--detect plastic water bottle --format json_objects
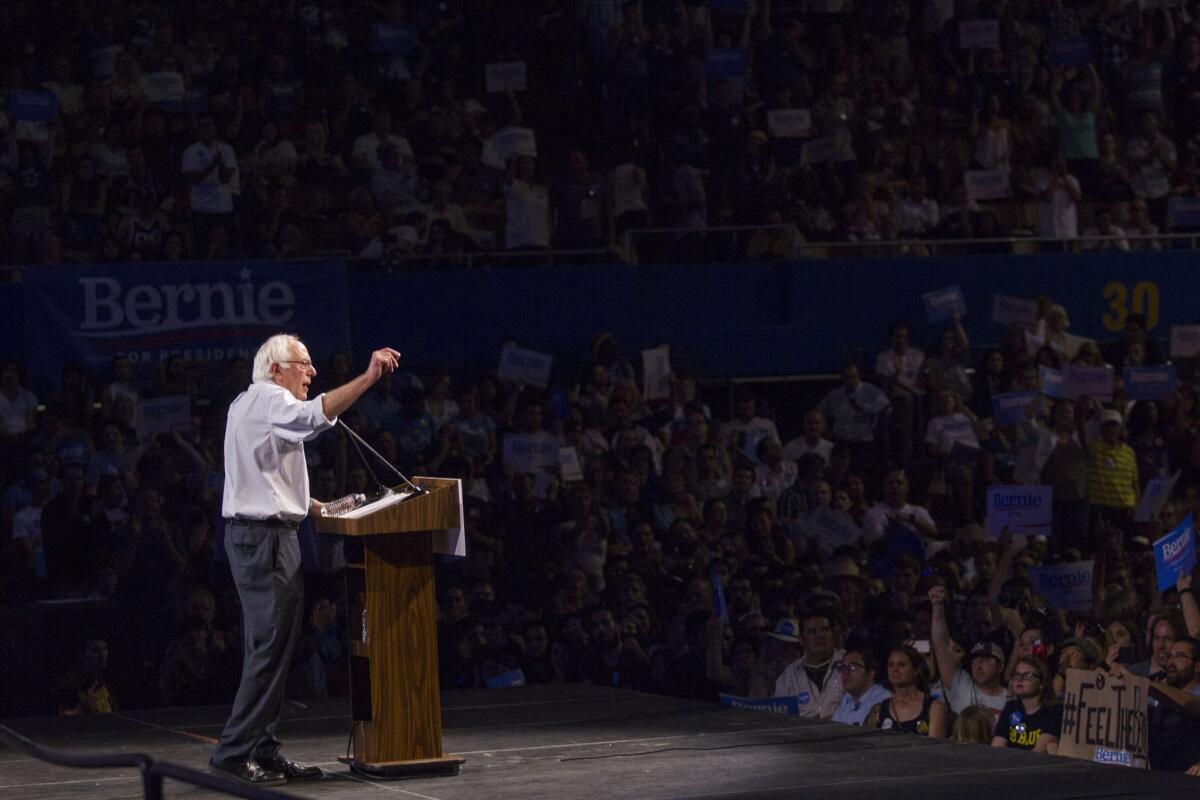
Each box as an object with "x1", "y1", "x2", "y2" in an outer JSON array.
[{"x1": 321, "y1": 493, "x2": 366, "y2": 517}]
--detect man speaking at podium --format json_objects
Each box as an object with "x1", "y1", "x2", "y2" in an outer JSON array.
[{"x1": 211, "y1": 334, "x2": 400, "y2": 785}]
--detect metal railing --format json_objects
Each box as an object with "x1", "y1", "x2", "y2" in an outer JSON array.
[
  {"x1": 0, "y1": 723, "x2": 299, "y2": 800},
  {"x1": 619, "y1": 224, "x2": 1200, "y2": 263}
]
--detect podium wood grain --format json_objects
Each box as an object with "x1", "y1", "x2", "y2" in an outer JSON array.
[{"x1": 314, "y1": 477, "x2": 463, "y2": 773}]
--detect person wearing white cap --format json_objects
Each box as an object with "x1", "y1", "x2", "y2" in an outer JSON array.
[
  {"x1": 1087, "y1": 408, "x2": 1138, "y2": 538},
  {"x1": 774, "y1": 611, "x2": 846, "y2": 719}
]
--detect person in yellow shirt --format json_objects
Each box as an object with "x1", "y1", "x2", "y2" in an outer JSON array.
[
  {"x1": 1087, "y1": 409, "x2": 1139, "y2": 541},
  {"x1": 54, "y1": 635, "x2": 117, "y2": 715}
]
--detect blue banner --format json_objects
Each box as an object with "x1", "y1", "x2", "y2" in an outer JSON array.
[
  {"x1": 992, "y1": 390, "x2": 1036, "y2": 425},
  {"x1": 719, "y1": 694, "x2": 800, "y2": 715},
  {"x1": 1124, "y1": 365, "x2": 1177, "y2": 401},
  {"x1": 343, "y1": 250, "x2": 1200, "y2": 380},
  {"x1": 8, "y1": 90, "x2": 57, "y2": 122},
  {"x1": 1154, "y1": 512, "x2": 1197, "y2": 592},
  {"x1": 22, "y1": 261, "x2": 351, "y2": 393}
]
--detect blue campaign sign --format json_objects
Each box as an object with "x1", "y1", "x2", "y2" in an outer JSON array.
[
  {"x1": 371, "y1": 23, "x2": 415, "y2": 55},
  {"x1": 1169, "y1": 197, "x2": 1200, "y2": 230},
  {"x1": 1062, "y1": 364, "x2": 1114, "y2": 401},
  {"x1": 1123, "y1": 365, "x2": 1177, "y2": 401},
  {"x1": 719, "y1": 694, "x2": 800, "y2": 715},
  {"x1": 992, "y1": 390, "x2": 1036, "y2": 425},
  {"x1": 21, "y1": 260, "x2": 351, "y2": 394},
  {"x1": 1154, "y1": 513, "x2": 1197, "y2": 592},
  {"x1": 923, "y1": 285, "x2": 967, "y2": 323},
  {"x1": 711, "y1": 563, "x2": 729, "y2": 624},
  {"x1": 986, "y1": 485, "x2": 1053, "y2": 537},
  {"x1": 8, "y1": 90, "x2": 58, "y2": 122},
  {"x1": 485, "y1": 668, "x2": 527, "y2": 689},
  {"x1": 1039, "y1": 366, "x2": 1063, "y2": 399},
  {"x1": 706, "y1": 48, "x2": 748, "y2": 79},
  {"x1": 1028, "y1": 560, "x2": 1094, "y2": 612}
]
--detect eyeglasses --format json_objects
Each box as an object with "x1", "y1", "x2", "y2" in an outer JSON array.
[
  {"x1": 280, "y1": 359, "x2": 313, "y2": 369},
  {"x1": 1011, "y1": 671, "x2": 1038, "y2": 681},
  {"x1": 836, "y1": 662, "x2": 866, "y2": 673}
]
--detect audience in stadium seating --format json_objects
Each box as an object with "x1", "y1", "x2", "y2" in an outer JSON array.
[
  {"x1": 0, "y1": 291, "x2": 1197, "y2": 774},
  {"x1": 3, "y1": 0, "x2": 1200, "y2": 777},
  {"x1": 6, "y1": 0, "x2": 1200, "y2": 264}
]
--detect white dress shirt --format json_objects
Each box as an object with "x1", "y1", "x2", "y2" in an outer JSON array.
[{"x1": 222, "y1": 382, "x2": 335, "y2": 522}]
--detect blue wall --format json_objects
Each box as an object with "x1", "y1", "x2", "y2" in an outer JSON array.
[
  {"x1": 352, "y1": 250, "x2": 1200, "y2": 377},
  {"x1": 8, "y1": 251, "x2": 1199, "y2": 393}
]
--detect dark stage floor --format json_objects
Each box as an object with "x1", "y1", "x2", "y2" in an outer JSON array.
[{"x1": 0, "y1": 685, "x2": 1193, "y2": 799}]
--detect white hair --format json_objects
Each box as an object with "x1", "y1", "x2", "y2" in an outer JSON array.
[{"x1": 252, "y1": 334, "x2": 301, "y2": 384}]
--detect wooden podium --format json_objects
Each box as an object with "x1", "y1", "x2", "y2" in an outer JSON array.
[{"x1": 314, "y1": 477, "x2": 465, "y2": 778}]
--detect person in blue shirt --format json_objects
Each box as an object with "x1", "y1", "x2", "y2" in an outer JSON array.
[{"x1": 832, "y1": 648, "x2": 892, "y2": 725}]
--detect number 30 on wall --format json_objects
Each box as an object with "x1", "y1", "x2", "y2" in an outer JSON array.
[{"x1": 1103, "y1": 281, "x2": 1160, "y2": 332}]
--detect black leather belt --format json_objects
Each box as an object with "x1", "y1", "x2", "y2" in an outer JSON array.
[{"x1": 226, "y1": 516, "x2": 301, "y2": 531}]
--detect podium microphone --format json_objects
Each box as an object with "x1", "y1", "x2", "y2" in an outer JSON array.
[{"x1": 336, "y1": 419, "x2": 428, "y2": 498}]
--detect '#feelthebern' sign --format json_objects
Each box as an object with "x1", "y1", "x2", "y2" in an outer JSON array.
[{"x1": 22, "y1": 261, "x2": 351, "y2": 393}]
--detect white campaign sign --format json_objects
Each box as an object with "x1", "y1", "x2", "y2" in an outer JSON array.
[{"x1": 497, "y1": 344, "x2": 553, "y2": 388}]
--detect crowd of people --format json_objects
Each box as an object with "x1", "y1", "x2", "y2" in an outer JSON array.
[
  {"x1": 9, "y1": 0, "x2": 1200, "y2": 266},
  {"x1": 2, "y1": 291, "x2": 1200, "y2": 772}
]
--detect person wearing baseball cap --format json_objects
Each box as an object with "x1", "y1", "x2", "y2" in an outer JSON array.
[
  {"x1": 746, "y1": 618, "x2": 803, "y2": 697},
  {"x1": 1087, "y1": 408, "x2": 1138, "y2": 542},
  {"x1": 929, "y1": 585, "x2": 1009, "y2": 715}
]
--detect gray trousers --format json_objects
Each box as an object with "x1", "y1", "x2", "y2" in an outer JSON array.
[{"x1": 212, "y1": 521, "x2": 303, "y2": 767}]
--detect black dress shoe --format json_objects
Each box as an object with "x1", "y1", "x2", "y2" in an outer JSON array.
[
  {"x1": 210, "y1": 758, "x2": 287, "y2": 786},
  {"x1": 256, "y1": 753, "x2": 323, "y2": 781}
]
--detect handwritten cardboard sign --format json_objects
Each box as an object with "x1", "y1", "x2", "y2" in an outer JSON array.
[{"x1": 1058, "y1": 668, "x2": 1149, "y2": 768}]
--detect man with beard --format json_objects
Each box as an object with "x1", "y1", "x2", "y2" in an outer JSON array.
[
  {"x1": 929, "y1": 586, "x2": 1008, "y2": 716},
  {"x1": 582, "y1": 607, "x2": 648, "y2": 689},
  {"x1": 1145, "y1": 636, "x2": 1200, "y2": 771}
]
